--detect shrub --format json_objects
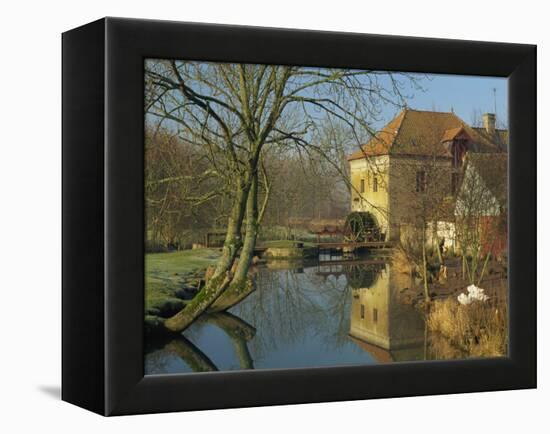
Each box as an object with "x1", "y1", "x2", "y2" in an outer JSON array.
[{"x1": 426, "y1": 295, "x2": 507, "y2": 358}]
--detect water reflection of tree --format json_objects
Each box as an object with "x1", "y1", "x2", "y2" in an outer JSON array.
[
  {"x1": 147, "y1": 261, "x2": 388, "y2": 373},
  {"x1": 165, "y1": 337, "x2": 218, "y2": 372},
  {"x1": 345, "y1": 263, "x2": 385, "y2": 289},
  {"x1": 317, "y1": 263, "x2": 385, "y2": 348},
  {"x1": 230, "y1": 262, "x2": 384, "y2": 357},
  {"x1": 196, "y1": 312, "x2": 256, "y2": 369},
  {"x1": 147, "y1": 312, "x2": 256, "y2": 373},
  {"x1": 230, "y1": 268, "x2": 324, "y2": 358},
  {"x1": 148, "y1": 260, "x2": 478, "y2": 372},
  {"x1": 315, "y1": 274, "x2": 352, "y2": 348},
  {"x1": 145, "y1": 334, "x2": 218, "y2": 374}
]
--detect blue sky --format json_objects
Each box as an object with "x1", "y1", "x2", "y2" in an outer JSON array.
[
  {"x1": 145, "y1": 60, "x2": 508, "y2": 135},
  {"x1": 378, "y1": 73, "x2": 508, "y2": 129}
]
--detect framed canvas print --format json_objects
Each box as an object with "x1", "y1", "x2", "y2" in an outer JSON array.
[{"x1": 62, "y1": 17, "x2": 536, "y2": 416}]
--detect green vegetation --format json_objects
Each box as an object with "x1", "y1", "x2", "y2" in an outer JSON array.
[
  {"x1": 145, "y1": 249, "x2": 221, "y2": 313},
  {"x1": 144, "y1": 242, "x2": 315, "y2": 316}
]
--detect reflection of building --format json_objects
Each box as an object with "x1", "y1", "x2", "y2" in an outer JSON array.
[
  {"x1": 349, "y1": 264, "x2": 426, "y2": 362},
  {"x1": 347, "y1": 109, "x2": 507, "y2": 242}
]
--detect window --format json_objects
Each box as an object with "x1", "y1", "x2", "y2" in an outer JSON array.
[
  {"x1": 360, "y1": 304, "x2": 365, "y2": 319},
  {"x1": 416, "y1": 170, "x2": 426, "y2": 192},
  {"x1": 360, "y1": 178, "x2": 365, "y2": 193},
  {"x1": 373, "y1": 308, "x2": 378, "y2": 323},
  {"x1": 451, "y1": 172, "x2": 459, "y2": 194},
  {"x1": 373, "y1": 176, "x2": 378, "y2": 192}
]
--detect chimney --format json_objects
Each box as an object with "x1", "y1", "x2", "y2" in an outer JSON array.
[{"x1": 482, "y1": 113, "x2": 496, "y2": 135}]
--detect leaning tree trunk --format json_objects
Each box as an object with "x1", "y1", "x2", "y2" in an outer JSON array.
[
  {"x1": 211, "y1": 164, "x2": 271, "y2": 312},
  {"x1": 164, "y1": 175, "x2": 252, "y2": 332},
  {"x1": 208, "y1": 174, "x2": 259, "y2": 312},
  {"x1": 228, "y1": 172, "x2": 259, "y2": 289},
  {"x1": 209, "y1": 276, "x2": 256, "y2": 312},
  {"x1": 213, "y1": 177, "x2": 252, "y2": 277}
]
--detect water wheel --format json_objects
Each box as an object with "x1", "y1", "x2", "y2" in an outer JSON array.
[
  {"x1": 344, "y1": 212, "x2": 380, "y2": 242},
  {"x1": 345, "y1": 263, "x2": 385, "y2": 289}
]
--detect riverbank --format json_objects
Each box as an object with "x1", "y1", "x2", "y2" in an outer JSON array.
[
  {"x1": 145, "y1": 241, "x2": 313, "y2": 319},
  {"x1": 261, "y1": 239, "x2": 318, "y2": 259},
  {"x1": 394, "y1": 255, "x2": 507, "y2": 304},
  {"x1": 426, "y1": 295, "x2": 508, "y2": 358},
  {"x1": 393, "y1": 255, "x2": 508, "y2": 358},
  {"x1": 145, "y1": 249, "x2": 221, "y2": 319}
]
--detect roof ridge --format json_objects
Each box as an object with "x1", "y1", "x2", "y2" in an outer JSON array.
[
  {"x1": 406, "y1": 108, "x2": 453, "y2": 114},
  {"x1": 472, "y1": 126, "x2": 509, "y2": 132},
  {"x1": 452, "y1": 112, "x2": 479, "y2": 136}
]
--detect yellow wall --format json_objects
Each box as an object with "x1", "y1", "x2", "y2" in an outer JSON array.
[
  {"x1": 349, "y1": 155, "x2": 453, "y2": 241},
  {"x1": 349, "y1": 156, "x2": 390, "y2": 239},
  {"x1": 349, "y1": 264, "x2": 426, "y2": 358}
]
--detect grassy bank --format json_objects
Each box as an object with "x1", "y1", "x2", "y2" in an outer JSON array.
[
  {"x1": 145, "y1": 248, "x2": 221, "y2": 314},
  {"x1": 145, "y1": 241, "x2": 313, "y2": 313}
]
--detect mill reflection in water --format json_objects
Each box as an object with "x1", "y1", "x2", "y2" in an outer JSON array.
[
  {"x1": 145, "y1": 259, "x2": 431, "y2": 375},
  {"x1": 349, "y1": 264, "x2": 427, "y2": 363}
]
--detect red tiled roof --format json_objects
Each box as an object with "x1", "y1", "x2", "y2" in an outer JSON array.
[
  {"x1": 347, "y1": 111, "x2": 405, "y2": 160},
  {"x1": 472, "y1": 127, "x2": 509, "y2": 149},
  {"x1": 441, "y1": 126, "x2": 469, "y2": 143},
  {"x1": 348, "y1": 109, "x2": 505, "y2": 161}
]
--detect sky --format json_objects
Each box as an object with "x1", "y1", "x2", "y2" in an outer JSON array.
[
  {"x1": 377, "y1": 73, "x2": 508, "y2": 130},
  {"x1": 145, "y1": 60, "x2": 509, "y2": 135}
]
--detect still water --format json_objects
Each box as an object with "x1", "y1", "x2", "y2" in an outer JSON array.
[{"x1": 145, "y1": 259, "x2": 429, "y2": 375}]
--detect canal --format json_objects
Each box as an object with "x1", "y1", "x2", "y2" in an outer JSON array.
[{"x1": 145, "y1": 257, "x2": 439, "y2": 374}]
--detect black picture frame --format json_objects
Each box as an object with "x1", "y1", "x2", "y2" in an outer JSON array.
[{"x1": 62, "y1": 17, "x2": 536, "y2": 416}]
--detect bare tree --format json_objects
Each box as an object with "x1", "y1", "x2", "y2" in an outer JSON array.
[
  {"x1": 395, "y1": 152, "x2": 453, "y2": 301},
  {"x1": 145, "y1": 60, "x2": 419, "y2": 332},
  {"x1": 455, "y1": 154, "x2": 507, "y2": 285},
  {"x1": 145, "y1": 128, "x2": 225, "y2": 250}
]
